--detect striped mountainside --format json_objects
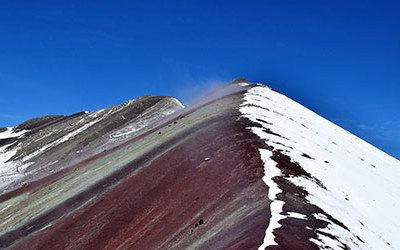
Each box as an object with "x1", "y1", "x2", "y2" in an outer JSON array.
[{"x1": 0, "y1": 80, "x2": 399, "y2": 249}]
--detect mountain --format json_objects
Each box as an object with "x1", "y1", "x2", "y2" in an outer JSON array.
[{"x1": 0, "y1": 81, "x2": 399, "y2": 249}]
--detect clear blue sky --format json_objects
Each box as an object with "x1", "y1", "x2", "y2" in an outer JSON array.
[{"x1": 0, "y1": 1, "x2": 399, "y2": 159}]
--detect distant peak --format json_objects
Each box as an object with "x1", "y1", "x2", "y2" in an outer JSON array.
[{"x1": 231, "y1": 77, "x2": 249, "y2": 84}]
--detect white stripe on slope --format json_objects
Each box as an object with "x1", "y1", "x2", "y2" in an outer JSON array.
[
  {"x1": 240, "y1": 92, "x2": 288, "y2": 249},
  {"x1": 258, "y1": 148, "x2": 286, "y2": 249}
]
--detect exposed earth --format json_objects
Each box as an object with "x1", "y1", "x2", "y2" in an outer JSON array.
[{"x1": 0, "y1": 80, "x2": 399, "y2": 249}]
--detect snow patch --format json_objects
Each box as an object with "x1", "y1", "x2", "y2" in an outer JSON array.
[
  {"x1": 22, "y1": 116, "x2": 103, "y2": 163},
  {"x1": 287, "y1": 212, "x2": 307, "y2": 220},
  {"x1": 0, "y1": 128, "x2": 29, "y2": 191},
  {"x1": 0, "y1": 113, "x2": 106, "y2": 191},
  {"x1": 0, "y1": 128, "x2": 27, "y2": 139},
  {"x1": 171, "y1": 98, "x2": 185, "y2": 108},
  {"x1": 258, "y1": 149, "x2": 286, "y2": 248},
  {"x1": 111, "y1": 100, "x2": 181, "y2": 139}
]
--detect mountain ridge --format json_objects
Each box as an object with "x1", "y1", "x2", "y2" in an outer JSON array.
[{"x1": 0, "y1": 82, "x2": 399, "y2": 249}]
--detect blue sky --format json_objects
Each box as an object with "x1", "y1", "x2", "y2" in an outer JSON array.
[{"x1": 0, "y1": 1, "x2": 399, "y2": 159}]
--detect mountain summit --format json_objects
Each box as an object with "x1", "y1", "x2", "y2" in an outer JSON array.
[
  {"x1": 0, "y1": 81, "x2": 399, "y2": 249},
  {"x1": 231, "y1": 77, "x2": 249, "y2": 84}
]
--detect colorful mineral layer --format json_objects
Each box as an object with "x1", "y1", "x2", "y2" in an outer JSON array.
[{"x1": 1, "y1": 81, "x2": 399, "y2": 249}]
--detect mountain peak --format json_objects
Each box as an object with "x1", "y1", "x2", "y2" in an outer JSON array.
[{"x1": 231, "y1": 77, "x2": 249, "y2": 84}]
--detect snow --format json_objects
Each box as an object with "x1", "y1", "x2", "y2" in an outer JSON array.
[
  {"x1": 0, "y1": 97, "x2": 184, "y2": 193},
  {"x1": 258, "y1": 149, "x2": 287, "y2": 249},
  {"x1": 0, "y1": 144, "x2": 19, "y2": 174},
  {"x1": 240, "y1": 85, "x2": 400, "y2": 249},
  {"x1": 22, "y1": 112, "x2": 105, "y2": 162},
  {"x1": 0, "y1": 128, "x2": 27, "y2": 139},
  {"x1": 0, "y1": 204, "x2": 11, "y2": 213},
  {"x1": 171, "y1": 98, "x2": 185, "y2": 108},
  {"x1": 0, "y1": 111, "x2": 106, "y2": 191},
  {"x1": 0, "y1": 128, "x2": 28, "y2": 167},
  {"x1": 0, "y1": 128, "x2": 13, "y2": 139},
  {"x1": 0, "y1": 128, "x2": 28, "y2": 190},
  {"x1": 122, "y1": 99, "x2": 136, "y2": 107},
  {"x1": 111, "y1": 100, "x2": 181, "y2": 139},
  {"x1": 287, "y1": 212, "x2": 307, "y2": 220},
  {"x1": 111, "y1": 123, "x2": 149, "y2": 138}
]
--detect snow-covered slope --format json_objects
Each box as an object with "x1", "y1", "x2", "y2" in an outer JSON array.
[{"x1": 240, "y1": 85, "x2": 400, "y2": 249}]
